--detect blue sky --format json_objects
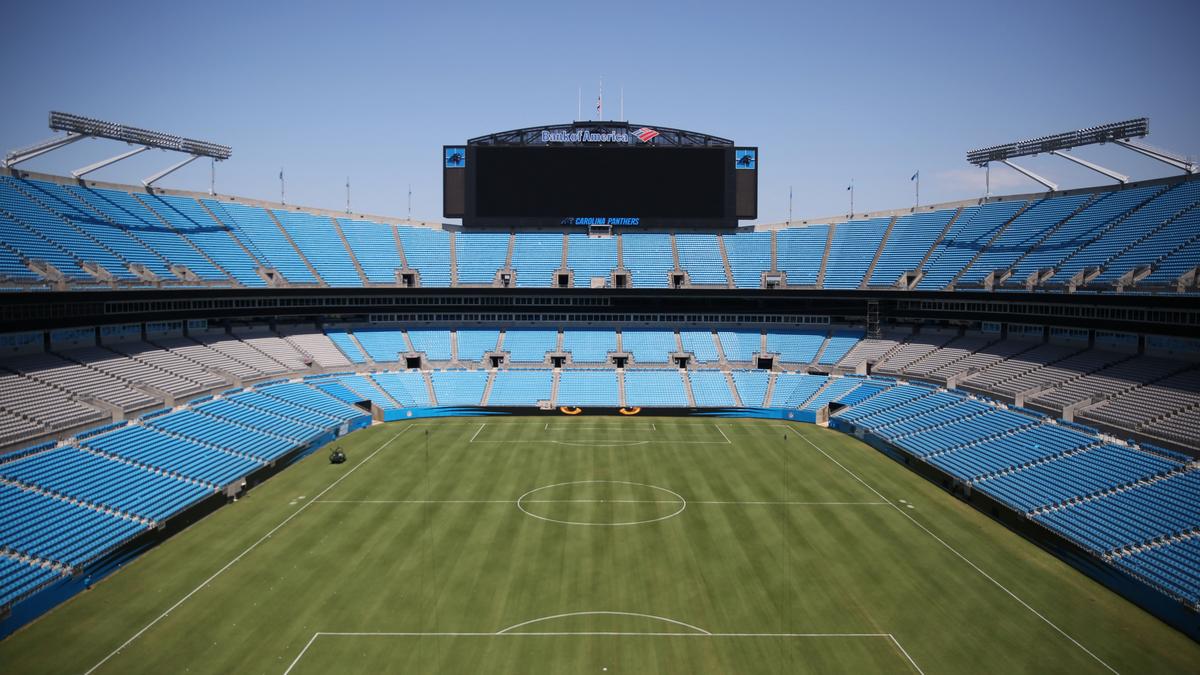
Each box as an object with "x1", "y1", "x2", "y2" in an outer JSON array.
[{"x1": 2, "y1": 0, "x2": 1196, "y2": 224}]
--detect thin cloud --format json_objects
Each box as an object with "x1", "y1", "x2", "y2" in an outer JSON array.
[{"x1": 936, "y1": 166, "x2": 1031, "y2": 195}]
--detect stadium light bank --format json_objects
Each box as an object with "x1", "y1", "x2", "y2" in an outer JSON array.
[
  {"x1": 2, "y1": 111, "x2": 232, "y2": 190},
  {"x1": 966, "y1": 117, "x2": 1196, "y2": 194}
]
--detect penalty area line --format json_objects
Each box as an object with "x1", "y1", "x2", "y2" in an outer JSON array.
[
  {"x1": 84, "y1": 425, "x2": 414, "y2": 675},
  {"x1": 283, "y1": 630, "x2": 922, "y2": 675},
  {"x1": 784, "y1": 425, "x2": 1119, "y2": 675}
]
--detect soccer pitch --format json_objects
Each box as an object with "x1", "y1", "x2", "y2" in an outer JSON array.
[{"x1": 2, "y1": 418, "x2": 1196, "y2": 674}]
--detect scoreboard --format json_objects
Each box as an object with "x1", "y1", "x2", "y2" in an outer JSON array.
[{"x1": 444, "y1": 122, "x2": 756, "y2": 228}]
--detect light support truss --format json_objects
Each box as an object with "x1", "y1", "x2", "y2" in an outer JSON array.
[
  {"x1": 3, "y1": 132, "x2": 86, "y2": 168},
  {"x1": 72, "y1": 145, "x2": 150, "y2": 178},
  {"x1": 1114, "y1": 138, "x2": 1198, "y2": 175},
  {"x1": 1050, "y1": 150, "x2": 1128, "y2": 184},
  {"x1": 3, "y1": 111, "x2": 231, "y2": 187},
  {"x1": 1000, "y1": 159, "x2": 1058, "y2": 191}
]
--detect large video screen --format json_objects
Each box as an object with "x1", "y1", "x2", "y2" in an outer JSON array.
[{"x1": 471, "y1": 146, "x2": 729, "y2": 221}]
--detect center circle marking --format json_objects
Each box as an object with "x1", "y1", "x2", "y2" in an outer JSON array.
[{"x1": 516, "y1": 480, "x2": 686, "y2": 526}]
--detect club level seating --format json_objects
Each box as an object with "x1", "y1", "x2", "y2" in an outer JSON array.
[
  {"x1": 623, "y1": 370, "x2": 689, "y2": 407},
  {"x1": 776, "y1": 225, "x2": 827, "y2": 286},
  {"x1": 679, "y1": 331, "x2": 720, "y2": 363},
  {"x1": 146, "y1": 410, "x2": 295, "y2": 462},
  {"x1": 975, "y1": 443, "x2": 1180, "y2": 512},
  {"x1": 502, "y1": 329, "x2": 558, "y2": 363},
  {"x1": 835, "y1": 328, "x2": 911, "y2": 369},
  {"x1": 338, "y1": 219, "x2": 402, "y2": 284},
  {"x1": 79, "y1": 424, "x2": 261, "y2": 488},
  {"x1": 867, "y1": 210, "x2": 955, "y2": 287},
  {"x1": 1113, "y1": 536, "x2": 1200, "y2": 606},
  {"x1": 406, "y1": 330, "x2": 453, "y2": 361},
  {"x1": 0, "y1": 446, "x2": 211, "y2": 522},
  {"x1": 687, "y1": 370, "x2": 737, "y2": 407},
  {"x1": 511, "y1": 233, "x2": 561, "y2": 288},
  {"x1": 351, "y1": 329, "x2": 409, "y2": 363},
  {"x1": 557, "y1": 369, "x2": 619, "y2": 406},
  {"x1": 371, "y1": 372, "x2": 431, "y2": 407},
  {"x1": 0, "y1": 482, "x2": 147, "y2": 568},
  {"x1": 802, "y1": 377, "x2": 860, "y2": 410},
  {"x1": 325, "y1": 330, "x2": 367, "y2": 364},
  {"x1": 621, "y1": 233, "x2": 673, "y2": 288},
  {"x1": 430, "y1": 370, "x2": 488, "y2": 406},
  {"x1": 1034, "y1": 470, "x2": 1200, "y2": 554},
  {"x1": 456, "y1": 329, "x2": 500, "y2": 362},
  {"x1": 487, "y1": 369, "x2": 552, "y2": 406},
  {"x1": 823, "y1": 217, "x2": 890, "y2": 289},
  {"x1": 0, "y1": 553, "x2": 65, "y2": 609},
  {"x1": 674, "y1": 234, "x2": 726, "y2": 285},
  {"x1": 724, "y1": 231, "x2": 771, "y2": 288},
  {"x1": 562, "y1": 329, "x2": 616, "y2": 363},
  {"x1": 717, "y1": 330, "x2": 760, "y2": 363},
  {"x1": 567, "y1": 234, "x2": 616, "y2": 287},
  {"x1": 819, "y1": 329, "x2": 865, "y2": 366},
  {"x1": 274, "y1": 211, "x2": 360, "y2": 287},
  {"x1": 454, "y1": 231, "x2": 507, "y2": 284},
  {"x1": 765, "y1": 330, "x2": 826, "y2": 364},
  {"x1": 770, "y1": 373, "x2": 826, "y2": 407},
  {"x1": 234, "y1": 332, "x2": 311, "y2": 371},
  {"x1": 731, "y1": 370, "x2": 770, "y2": 407},
  {"x1": 958, "y1": 193, "x2": 1093, "y2": 285},
  {"x1": 621, "y1": 330, "x2": 677, "y2": 364},
  {"x1": 207, "y1": 201, "x2": 316, "y2": 284},
  {"x1": 396, "y1": 226, "x2": 452, "y2": 287}
]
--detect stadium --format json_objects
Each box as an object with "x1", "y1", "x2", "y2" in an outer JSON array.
[{"x1": 1, "y1": 5, "x2": 1199, "y2": 674}]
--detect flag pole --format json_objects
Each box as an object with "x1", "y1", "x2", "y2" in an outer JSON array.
[
  {"x1": 279, "y1": 167, "x2": 285, "y2": 205},
  {"x1": 346, "y1": 176, "x2": 351, "y2": 214},
  {"x1": 577, "y1": 87, "x2": 581, "y2": 121},
  {"x1": 788, "y1": 185, "x2": 793, "y2": 224}
]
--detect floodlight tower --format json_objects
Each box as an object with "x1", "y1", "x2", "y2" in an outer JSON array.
[
  {"x1": 3, "y1": 112, "x2": 232, "y2": 188},
  {"x1": 966, "y1": 117, "x2": 1196, "y2": 192}
]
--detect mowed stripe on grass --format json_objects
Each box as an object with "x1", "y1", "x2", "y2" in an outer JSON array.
[{"x1": 0, "y1": 418, "x2": 1195, "y2": 674}]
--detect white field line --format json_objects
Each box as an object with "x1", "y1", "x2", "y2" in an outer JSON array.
[
  {"x1": 314, "y1": 499, "x2": 886, "y2": 506},
  {"x1": 469, "y1": 423, "x2": 486, "y2": 442},
  {"x1": 715, "y1": 424, "x2": 732, "y2": 444},
  {"x1": 282, "y1": 630, "x2": 921, "y2": 675},
  {"x1": 495, "y1": 610, "x2": 711, "y2": 635},
  {"x1": 785, "y1": 425, "x2": 1118, "y2": 675},
  {"x1": 889, "y1": 633, "x2": 927, "y2": 675},
  {"x1": 85, "y1": 425, "x2": 414, "y2": 675}
]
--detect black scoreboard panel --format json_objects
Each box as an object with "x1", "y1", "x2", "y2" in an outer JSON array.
[
  {"x1": 445, "y1": 125, "x2": 757, "y2": 227},
  {"x1": 473, "y1": 146, "x2": 727, "y2": 220}
]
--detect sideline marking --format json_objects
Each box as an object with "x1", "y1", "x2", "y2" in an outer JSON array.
[
  {"x1": 84, "y1": 426, "x2": 414, "y2": 675},
  {"x1": 785, "y1": 425, "x2": 1118, "y2": 675}
]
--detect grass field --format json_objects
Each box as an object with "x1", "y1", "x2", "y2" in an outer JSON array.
[{"x1": 1, "y1": 418, "x2": 1197, "y2": 674}]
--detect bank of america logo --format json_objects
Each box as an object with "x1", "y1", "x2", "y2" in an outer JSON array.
[{"x1": 634, "y1": 127, "x2": 659, "y2": 143}]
